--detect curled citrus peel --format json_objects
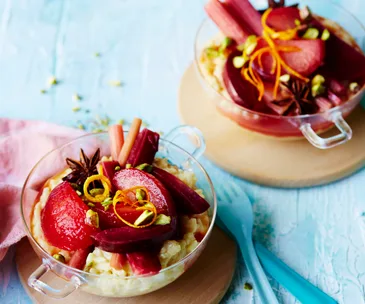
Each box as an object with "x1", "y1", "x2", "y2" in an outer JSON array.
[
  {"x1": 238, "y1": 9, "x2": 309, "y2": 100},
  {"x1": 112, "y1": 187, "x2": 158, "y2": 229},
  {"x1": 261, "y1": 8, "x2": 302, "y2": 41},
  {"x1": 83, "y1": 174, "x2": 111, "y2": 203}
]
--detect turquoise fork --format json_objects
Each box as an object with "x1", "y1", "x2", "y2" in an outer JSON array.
[
  {"x1": 217, "y1": 184, "x2": 278, "y2": 304},
  {"x1": 216, "y1": 183, "x2": 337, "y2": 304}
]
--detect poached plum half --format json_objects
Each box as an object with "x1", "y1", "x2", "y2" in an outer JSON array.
[
  {"x1": 202, "y1": 0, "x2": 365, "y2": 117},
  {"x1": 31, "y1": 119, "x2": 211, "y2": 280}
]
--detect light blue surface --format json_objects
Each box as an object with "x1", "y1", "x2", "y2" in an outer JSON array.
[{"x1": 1, "y1": 0, "x2": 365, "y2": 303}]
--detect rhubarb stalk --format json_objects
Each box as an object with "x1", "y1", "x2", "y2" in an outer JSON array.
[{"x1": 118, "y1": 118, "x2": 142, "y2": 167}]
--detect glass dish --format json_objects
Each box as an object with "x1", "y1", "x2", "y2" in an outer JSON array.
[
  {"x1": 195, "y1": 0, "x2": 365, "y2": 149},
  {"x1": 21, "y1": 125, "x2": 216, "y2": 298}
]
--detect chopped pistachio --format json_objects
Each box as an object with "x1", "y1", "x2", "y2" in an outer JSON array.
[
  {"x1": 311, "y1": 83, "x2": 326, "y2": 97},
  {"x1": 92, "y1": 128, "x2": 104, "y2": 133},
  {"x1": 114, "y1": 165, "x2": 121, "y2": 171},
  {"x1": 237, "y1": 35, "x2": 257, "y2": 54},
  {"x1": 72, "y1": 93, "x2": 82, "y2": 101},
  {"x1": 312, "y1": 74, "x2": 325, "y2": 86},
  {"x1": 244, "y1": 35, "x2": 258, "y2": 55},
  {"x1": 321, "y1": 29, "x2": 330, "y2": 41},
  {"x1": 279, "y1": 74, "x2": 290, "y2": 82},
  {"x1": 118, "y1": 119, "x2": 125, "y2": 125},
  {"x1": 236, "y1": 43, "x2": 245, "y2": 52},
  {"x1": 94, "y1": 52, "x2": 101, "y2": 57},
  {"x1": 204, "y1": 47, "x2": 220, "y2": 58},
  {"x1": 135, "y1": 163, "x2": 153, "y2": 172},
  {"x1": 90, "y1": 188, "x2": 104, "y2": 196},
  {"x1": 101, "y1": 197, "x2": 113, "y2": 211},
  {"x1": 155, "y1": 214, "x2": 171, "y2": 225},
  {"x1": 350, "y1": 82, "x2": 360, "y2": 92},
  {"x1": 126, "y1": 163, "x2": 132, "y2": 169},
  {"x1": 48, "y1": 76, "x2": 58, "y2": 86},
  {"x1": 136, "y1": 189, "x2": 146, "y2": 201},
  {"x1": 303, "y1": 28, "x2": 319, "y2": 39},
  {"x1": 108, "y1": 80, "x2": 122, "y2": 87},
  {"x1": 78, "y1": 123, "x2": 85, "y2": 130},
  {"x1": 88, "y1": 202, "x2": 95, "y2": 208},
  {"x1": 134, "y1": 210, "x2": 154, "y2": 226},
  {"x1": 219, "y1": 37, "x2": 233, "y2": 52},
  {"x1": 233, "y1": 56, "x2": 246, "y2": 69},
  {"x1": 72, "y1": 106, "x2": 81, "y2": 112},
  {"x1": 85, "y1": 209, "x2": 99, "y2": 228},
  {"x1": 294, "y1": 19, "x2": 301, "y2": 26},
  {"x1": 76, "y1": 190, "x2": 82, "y2": 196},
  {"x1": 244, "y1": 282, "x2": 253, "y2": 291},
  {"x1": 53, "y1": 254, "x2": 66, "y2": 263},
  {"x1": 40, "y1": 89, "x2": 47, "y2": 94}
]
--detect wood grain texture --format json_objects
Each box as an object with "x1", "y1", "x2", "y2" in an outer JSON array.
[{"x1": 16, "y1": 227, "x2": 236, "y2": 304}]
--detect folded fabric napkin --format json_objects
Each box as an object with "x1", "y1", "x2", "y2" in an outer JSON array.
[{"x1": 0, "y1": 118, "x2": 85, "y2": 290}]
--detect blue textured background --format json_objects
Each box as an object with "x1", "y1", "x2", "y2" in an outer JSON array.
[{"x1": 1, "y1": 0, "x2": 365, "y2": 303}]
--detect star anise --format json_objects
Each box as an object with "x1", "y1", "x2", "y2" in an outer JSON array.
[
  {"x1": 268, "y1": 0, "x2": 285, "y2": 8},
  {"x1": 62, "y1": 148, "x2": 101, "y2": 188},
  {"x1": 271, "y1": 78, "x2": 316, "y2": 116}
]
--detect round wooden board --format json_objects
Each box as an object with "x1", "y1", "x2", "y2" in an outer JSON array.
[
  {"x1": 16, "y1": 227, "x2": 236, "y2": 304},
  {"x1": 178, "y1": 64, "x2": 365, "y2": 188}
]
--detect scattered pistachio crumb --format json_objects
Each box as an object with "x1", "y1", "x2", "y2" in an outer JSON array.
[
  {"x1": 108, "y1": 80, "x2": 122, "y2": 87},
  {"x1": 76, "y1": 190, "x2": 82, "y2": 196},
  {"x1": 303, "y1": 28, "x2": 319, "y2": 39},
  {"x1": 118, "y1": 119, "x2": 125, "y2": 125},
  {"x1": 155, "y1": 214, "x2": 171, "y2": 225},
  {"x1": 88, "y1": 203, "x2": 95, "y2": 208},
  {"x1": 126, "y1": 164, "x2": 132, "y2": 169},
  {"x1": 294, "y1": 19, "x2": 301, "y2": 26},
  {"x1": 72, "y1": 93, "x2": 82, "y2": 101},
  {"x1": 92, "y1": 128, "x2": 104, "y2": 133},
  {"x1": 40, "y1": 89, "x2": 47, "y2": 94},
  {"x1": 78, "y1": 124, "x2": 85, "y2": 130},
  {"x1": 86, "y1": 209, "x2": 99, "y2": 228},
  {"x1": 321, "y1": 29, "x2": 330, "y2": 41},
  {"x1": 48, "y1": 76, "x2": 58, "y2": 86},
  {"x1": 244, "y1": 283, "x2": 253, "y2": 291},
  {"x1": 350, "y1": 82, "x2": 360, "y2": 92},
  {"x1": 311, "y1": 83, "x2": 325, "y2": 97},
  {"x1": 279, "y1": 74, "x2": 290, "y2": 83},
  {"x1": 94, "y1": 52, "x2": 101, "y2": 57},
  {"x1": 114, "y1": 165, "x2": 121, "y2": 171},
  {"x1": 233, "y1": 56, "x2": 246, "y2": 69},
  {"x1": 72, "y1": 106, "x2": 81, "y2": 112}
]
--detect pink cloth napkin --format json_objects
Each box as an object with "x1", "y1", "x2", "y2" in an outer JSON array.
[{"x1": 0, "y1": 118, "x2": 85, "y2": 291}]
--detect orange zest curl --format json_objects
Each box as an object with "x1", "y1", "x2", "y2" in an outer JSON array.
[
  {"x1": 237, "y1": 9, "x2": 310, "y2": 100},
  {"x1": 112, "y1": 187, "x2": 158, "y2": 229},
  {"x1": 83, "y1": 174, "x2": 111, "y2": 203}
]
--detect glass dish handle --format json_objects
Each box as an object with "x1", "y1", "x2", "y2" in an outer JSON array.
[
  {"x1": 28, "y1": 263, "x2": 81, "y2": 298},
  {"x1": 164, "y1": 125, "x2": 206, "y2": 159},
  {"x1": 300, "y1": 112, "x2": 352, "y2": 149}
]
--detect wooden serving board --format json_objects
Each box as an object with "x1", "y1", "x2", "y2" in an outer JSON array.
[
  {"x1": 16, "y1": 227, "x2": 236, "y2": 304},
  {"x1": 178, "y1": 64, "x2": 365, "y2": 188}
]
